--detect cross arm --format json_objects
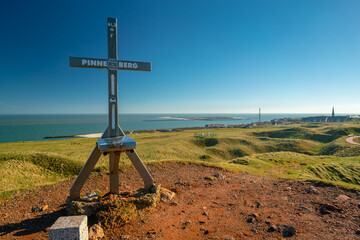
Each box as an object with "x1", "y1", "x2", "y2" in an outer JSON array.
[{"x1": 69, "y1": 56, "x2": 151, "y2": 71}]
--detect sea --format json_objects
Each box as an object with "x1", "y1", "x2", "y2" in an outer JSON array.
[{"x1": 0, "y1": 113, "x2": 339, "y2": 143}]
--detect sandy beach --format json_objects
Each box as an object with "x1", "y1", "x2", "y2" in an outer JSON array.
[{"x1": 74, "y1": 133, "x2": 103, "y2": 138}]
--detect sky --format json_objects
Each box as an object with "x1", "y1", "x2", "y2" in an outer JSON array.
[{"x1": 0, "y1": 0, "x2": 359, "y2": 114}]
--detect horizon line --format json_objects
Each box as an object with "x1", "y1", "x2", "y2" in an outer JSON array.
[{"x1": 0, "y1": 112, "x2": 359, "y2": 115}]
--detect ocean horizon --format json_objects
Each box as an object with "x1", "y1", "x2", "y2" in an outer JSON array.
[{"x1": 0, "y1": 113, "x2": 358, "y2": 143}]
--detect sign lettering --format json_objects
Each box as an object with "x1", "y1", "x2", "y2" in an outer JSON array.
[{"x1": 70, "y1": 57, "x2": 150, "y2": 71}]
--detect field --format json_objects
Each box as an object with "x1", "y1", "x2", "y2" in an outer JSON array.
[{"x1": 1, "y1": 121, "x2": 360, "y2": 200}]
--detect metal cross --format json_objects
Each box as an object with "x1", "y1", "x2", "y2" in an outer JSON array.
[
  {"x1": 69, "y1": 17, "x2": 151, "y2": 138},
  {"x1": 68, "y1": 17, "x2": 154, "y2": 200}
]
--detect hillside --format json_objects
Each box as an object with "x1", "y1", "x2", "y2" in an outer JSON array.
[{"x1": 0, "y1": 122, "x2": 359, "y2": 239}]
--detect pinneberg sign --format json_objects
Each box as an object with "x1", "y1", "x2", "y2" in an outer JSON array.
[{"x1": 69, "y1": 57, "x2": 150, "y2": 71}]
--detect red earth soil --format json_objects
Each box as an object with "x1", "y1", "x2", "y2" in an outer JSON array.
[{"x1": 0, "y1": 162, "x2": 359, "y2": 239}]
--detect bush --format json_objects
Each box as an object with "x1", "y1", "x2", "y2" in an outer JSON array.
[
  {"x1": 231, "y1": 158, "x2": 249, "y2": 165},
  {"x1": 318, "y1": 144, "x2": 346, "y2": 156},
  {"x1": 0, "y1": 153, "x2": 83, "y2": 176}
]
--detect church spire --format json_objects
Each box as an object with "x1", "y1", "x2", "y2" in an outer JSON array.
[{"x1": 332, "y1": 106, "x2": 335, "y2": 119}]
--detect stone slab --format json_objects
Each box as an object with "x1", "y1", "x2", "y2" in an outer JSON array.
[{"x1": 49, "y1": 215, "x2": 88, "y2": 240}]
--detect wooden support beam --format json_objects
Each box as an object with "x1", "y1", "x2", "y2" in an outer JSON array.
[
  {"x1": 109, "y1": 152, "x2": 120, "y2": 194},
  {"x1": 70, "y1": 145, "x2": 102, "y2": 200},
  {"x1": 125, "y1": 150, "x2": 154, "y2": 189}
]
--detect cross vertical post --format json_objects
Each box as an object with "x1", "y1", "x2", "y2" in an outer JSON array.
[
  {"x1": 104, "y1": 17, "x2": 124, "y2": 138},
  {"x1": 107, "y1": 17, "x2": 121, "y2": 194}
]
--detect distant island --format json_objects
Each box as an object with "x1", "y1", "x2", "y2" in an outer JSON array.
[{"x1": 144, "y1": 116, "x2": 251, "y2": 121}]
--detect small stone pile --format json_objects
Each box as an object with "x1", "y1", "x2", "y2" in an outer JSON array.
[{"x1": 66, "y1": 184, "x2": 175, "y2": 231}]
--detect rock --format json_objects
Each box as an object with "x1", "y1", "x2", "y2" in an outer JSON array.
[
  {"x1": 213, "y1": 173, "x2": 225, "y2": 179},
  {"x1": 246, "y1": 217, "x2": 255, "y2": 223},
  {"x1": 250, "y1": 213, "x2": 260, "y2": 218},
  {"x1": 82, "y1": 192, "x2": 101, "y2": 202},
  {"x1": 225, "y1": 237, "x2": 235, "y2": 240},
  {"x1": 267, "y1": 224, "x2": 277, "y2": 232},
  {"x1": 66, "y1": 197, "x2": 101, "y2": 216},
  {"x1": 49, "y1": 215, "x2": 88, "y2": 240},
  {"x1": 355, "y1": 230, "x2": 360, "y2": 235},
  {"x1": 183, "y1": 220, "x2": 192, "y2": 229},
  {"x1": 299, "y1": 206, "x2": 311, "y2": 212},
  {"x1": 281, "y1": 196, "x2": 288, "y2": 201},
  {"x1": 282, "y1": 225, "x2": 296, "y2": 238},
  {"x1": 147, "y1": 229, "x2": 157, "y2": 235},
  {"x1": 133, "y1": 184, "x2": 161, "y2": 209},
  {"x1": 204, "y1": 176, "x2": 217, "y2": 180},
  {"x1": 160, "y1": 188, "x2": 175, "y2": 202},
  {"x1": 120, "y1": 236, "x2": 130, "y2": 239},
  {"x1": 335, "y1": 195, "x2": 350, "y2": 202},
  {"x1": 285, "y1": 187, "x2": 292, "y2": 191},
  {"x1": 42, "y1": 205, "x2": 48, "y2": 211},
  {"x1": 202, "y1": 212, "x2": 209, "y2": 216},
  {"x1": 31, "y1": 207, "x2": 42, "y2": 213},
  {"x1": 320, "y1": 204, "x2": 342, "y2": 215},
  {"x1": 88, "y1": 224, "x2": 104, "y2": 240},
  {"x1": 43, "y1": 227, "x2": 50, "y2": 233},
  {"x1": 255, "y1": 202, "x2": 263, "y2": 208},
  {"x1": 308, "y1": 186, "x2": 320, "y2": 194},
  {"x1": 205, "y1": 173, "x2": 225, "y2": 180},
  {"x1": 170, "y1": 202, "x2": 179, "y2": 206},
  {"x1": 251, "y1": 229, "x2": 257, "y2": 234},
  {"x1": 146, "y1": 229, "x2": 157, "y2": 238}
]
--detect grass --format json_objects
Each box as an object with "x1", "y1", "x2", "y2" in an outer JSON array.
[
  {"x1": 230, "y1": 152, "x2": 360, "y2": 189},
  {"x1": 0, "y1": 122, "x2": 359, "y2": 199},
  {"x1": 354, "y1": 137, "x2": 360, "y2": 144},
  {"x1": 97, "y1": 198, "x2": 138, "y2": 227},
  {"x1": 306, "y1": 161, "x2": 360, "y2": 186}
]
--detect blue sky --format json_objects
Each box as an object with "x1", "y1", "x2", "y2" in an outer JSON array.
[{"x1": 0, "y1": 0, "x2": 359, "y2": 114}]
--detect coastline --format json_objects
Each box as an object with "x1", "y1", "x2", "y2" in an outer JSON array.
[
  {"x1": 4, "y1": 113, "x2": 358, "y2": 143},
  {"x1": 43, "y1": 126, "x2": 208, "y2": 139}
]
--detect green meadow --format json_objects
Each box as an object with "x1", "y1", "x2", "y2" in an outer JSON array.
[{"x1": 1, "y1": 122, "x2": 360, "y2": 199}]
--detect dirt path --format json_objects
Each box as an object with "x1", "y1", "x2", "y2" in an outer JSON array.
[
  {"x1": 0, "y1": 162, "x2": 359, "y2": 239},
  {"x1": 346, "y1": 136, "x2": 360, "y2": 145}
]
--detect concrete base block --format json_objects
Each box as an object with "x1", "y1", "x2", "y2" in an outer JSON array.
[{"x1": 49, "y1": 215, "x2": 88, "y2": 240}]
